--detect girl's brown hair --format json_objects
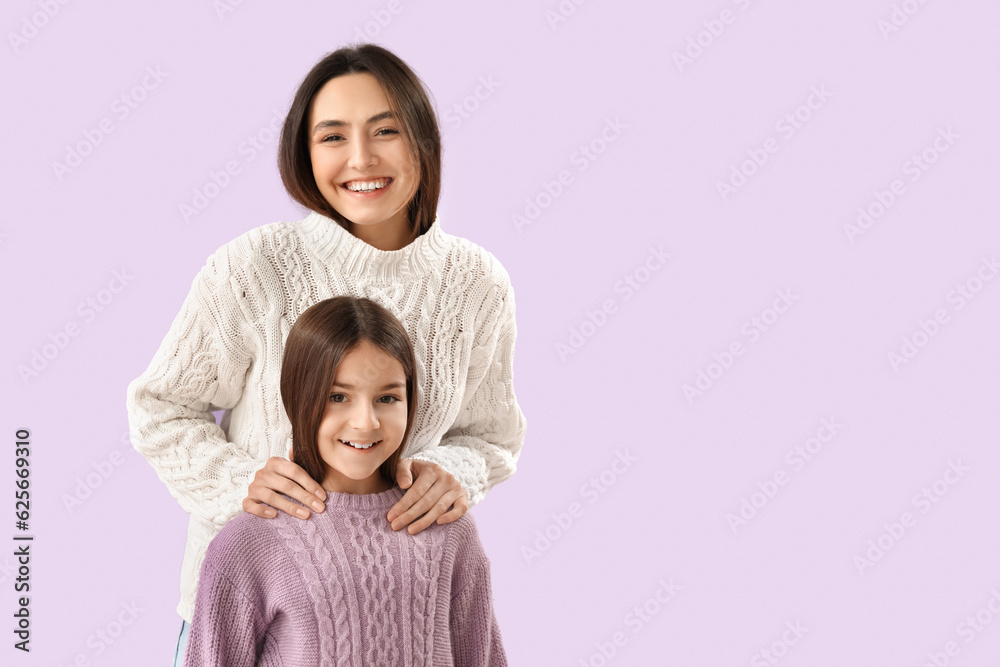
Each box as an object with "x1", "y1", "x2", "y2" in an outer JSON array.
[
  {"x1": 278, "y1": 43, "x2": 441, "y2": 242},
  {"x1": 280, "y1": 297, "x2": 417, "y2": 488}
]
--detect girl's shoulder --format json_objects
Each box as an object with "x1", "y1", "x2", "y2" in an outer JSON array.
[
  {"x1": 205, "y1": 502, "x2": 333, "y2": 576},
  {"x1": 430, "y1": 512, "x2": 489, "y2": 559},
  {"x1": 424, "y1": 513, "x2": 496, "y2": 586},
  {"x1": 206, "y1": 510, "x2": 287, "y2": 559},
  {"x1": 201, "y1": 511, "x2": 292, "y2": 591}
]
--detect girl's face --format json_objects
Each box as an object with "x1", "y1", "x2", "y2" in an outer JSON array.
[
  {"x1": 308, "y1": 72, "x2": 420, "y2": 249},
  {"x1": 317, "y1": 340, "x2": 408, "y2": 494}
]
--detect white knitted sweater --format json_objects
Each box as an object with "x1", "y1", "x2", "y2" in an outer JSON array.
[{"x1": 126, "y1": 211, "x2": 526, "y2": 622}]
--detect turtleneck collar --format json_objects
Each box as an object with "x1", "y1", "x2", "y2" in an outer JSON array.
[{"x1": 296, "y1": 211, "x2": 450, "y2": 283}]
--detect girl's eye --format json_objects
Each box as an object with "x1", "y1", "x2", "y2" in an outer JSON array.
[
  {"x1": 329, "y1": 393, "x2": 346, "y2": 403},
  {"x1": 378, "y1": 395, "x2": 400, "y2": 404}
]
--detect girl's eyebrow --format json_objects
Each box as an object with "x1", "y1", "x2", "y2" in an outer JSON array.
[
  {"x1": 331, "y1": 381, "x2": 405, "y2": 391},
  {"x1": 312, "y1": 111, "x2": 395, "y2": 134}
]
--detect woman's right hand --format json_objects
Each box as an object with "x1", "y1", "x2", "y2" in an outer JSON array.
[{"x1": 242, "y1": 449, "x2": 327, "y2": 519}]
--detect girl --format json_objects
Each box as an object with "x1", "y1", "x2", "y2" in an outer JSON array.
[
  {"x1": 125, "y1": 44, "x2": 525, "y2": 664},
  {"x1": 184, "y1": 296, "x2": 507, "y2": 666}
]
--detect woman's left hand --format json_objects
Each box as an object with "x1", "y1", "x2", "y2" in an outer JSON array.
[{"x1": 388, "y1": 459, "x2": 468, "y2": 534}]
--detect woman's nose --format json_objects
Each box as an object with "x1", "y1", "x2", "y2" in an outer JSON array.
[{"x1": 347, "y1": 137, "x2": 375, "y2": 170}]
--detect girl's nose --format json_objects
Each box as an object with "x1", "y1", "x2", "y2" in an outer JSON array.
[{"x1": 348, "y1": 401, "x2": 380, "y2": 430}]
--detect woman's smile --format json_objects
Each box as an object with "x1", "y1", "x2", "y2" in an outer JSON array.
[
  {"x1": 308, "y1": 73, "x2": 419, "y2": 250},
  {"x1": 340, "y1": 177, "x2": 394, "y2": 197}
]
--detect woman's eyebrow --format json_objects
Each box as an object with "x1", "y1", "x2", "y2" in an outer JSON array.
[
  {"x1": 331, "y1": 381, "x2": 405, "y2": 391},
  {"x1": 312, "y1": 111, "x2": 395, "y2": 134}
]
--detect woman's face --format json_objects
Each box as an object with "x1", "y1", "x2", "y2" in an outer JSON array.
[
  {"x1": 308, "y1": 73, "x2": 419, "y2": 246},
  {"x1": 316, "y1": 340, "x2": 408, "y2": 495}
]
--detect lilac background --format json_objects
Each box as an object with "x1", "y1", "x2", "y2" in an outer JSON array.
[{"x1": 3, "y1": 1, "x2": 999, "y2": 665}]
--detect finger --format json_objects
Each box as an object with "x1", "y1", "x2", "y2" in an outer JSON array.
[
  {"x1": 434, "y1": 493, "x2": 469, "y2": 525},
  {"x1": 387, "y1": 486, "x2": 429, "y2": 528},
  {"x1": 242, "y1": 497, "x2": 277, "y2": 518},
  {"x1": 248, "y1": 480, "x2": 323, "y2": 517},
  {"x1": 266, "y1": 457, "x2": 328, "y2": 503},
  {"x1": 247, "y1": 461, "x2": 326, "y2": 516},
  {"x1": 409, "y1": 489, "x2": 466, "y2": 534},
  {"x1": 254, "y1": 456, "x2": 326, "y2": 511},
  {"x1": 395, "y1": 458, "x2": 414, "y2": 490},
  {"x1": 390, "y1": 479, "x2": 448, "y2": 531},
  {"x1": 245, "y1": 486, "x2": 317, "y2": 519},
  {"x1": 387, "y1": 466, "x2": 437, "y2": 526}
]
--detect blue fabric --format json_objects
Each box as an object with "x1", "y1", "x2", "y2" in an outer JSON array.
[{"x1": 173, "y1": 620, "x2": 191, "y2": 667}]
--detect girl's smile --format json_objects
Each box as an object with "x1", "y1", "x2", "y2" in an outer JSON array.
[
  {"x1": 316, "y1": 340, "x2": 408, "y2": 494},
  {"x1": 339, "y1": 439, "x2": 381, "y2": 450}
]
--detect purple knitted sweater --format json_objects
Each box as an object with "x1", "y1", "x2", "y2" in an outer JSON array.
[{"x1": 184, "y1": 487, "x2": 507, "y2": 666}]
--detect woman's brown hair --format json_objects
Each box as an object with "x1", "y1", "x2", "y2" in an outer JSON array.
[
  {"x1": 280, "y1": 297, "x2": 417, "y2": 489},
  {"x1": 278, "y1": 43, "x2": 441, "y2": 242}
]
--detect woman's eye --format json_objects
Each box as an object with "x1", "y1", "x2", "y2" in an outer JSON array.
[
  {"x1": 321, "y1": 134, "x2": 343, "y2": 143},
  {"x1": 376, "y1": 128, "x2": 399, "y2": 136}
]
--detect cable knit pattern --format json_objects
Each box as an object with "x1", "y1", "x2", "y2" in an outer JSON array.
[
  {"x1": 410, "y1": 509, "x2": 445, "y2": 666},
  {"x1": 184, "y1": 488, "x2": 507, "y2": 667},
  {"x1": 126, "y1": 212, "x2": 526, "y2": 622},
  {"x1": 273, "y1": 516, "x2": 340, "y2": 664}
]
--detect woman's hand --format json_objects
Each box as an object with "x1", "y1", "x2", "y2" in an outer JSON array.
[
  {"x1": 242, "y1": 448, "x2": 327, "y2": 519},
  {"x1": 388, "y1": 459, "x2": 468, "y2": 534}
]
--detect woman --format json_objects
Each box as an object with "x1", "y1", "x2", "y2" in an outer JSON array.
[{"x1": 125, "y1": 43, "x2": 525, "y2": 664}]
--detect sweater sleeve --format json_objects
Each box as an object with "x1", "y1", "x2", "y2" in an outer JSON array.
[
  {"x1": 126, "y1": 244, "x2": 260, "y2": 528},
  {"x1": 449, "y1": 523, "x2": 508, "y2": 666},
  {"x1": 184, "y1": 559, "x2": 265, "y2": 667},
  {"x1": 409, "y1": 269, "x2": 527, "y2": 506}
]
